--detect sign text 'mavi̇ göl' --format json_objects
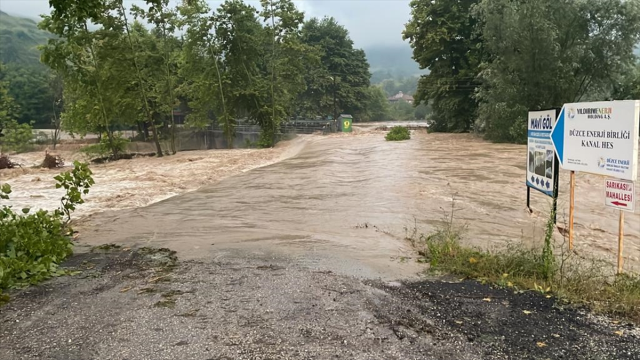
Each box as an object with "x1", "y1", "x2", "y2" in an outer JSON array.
[
  {"x1": 551, "y1": 100, "x2": 639, "y2": 181},
  {"x1": 527, "y1": 110, "x2": 558, "y2": 197}
]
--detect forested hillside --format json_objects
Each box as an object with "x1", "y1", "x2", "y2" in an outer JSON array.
[
  {"x1": 0, "y1": 11, "x2": 51, "y2": 65},
  {"x1": 365, "y1": 43, "x2": 423, "y2": 79},
  {"x1": 0, "y1": 11, "x2": 56, "y2": 129}
]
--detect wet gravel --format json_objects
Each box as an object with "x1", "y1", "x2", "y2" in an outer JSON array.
[{"x1": 1, "y1": 248, "x2": 638, "y2": 360}]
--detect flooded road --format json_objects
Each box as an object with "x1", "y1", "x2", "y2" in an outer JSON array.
[{"x1": 79, "y1": 128, "x2": 640, "y2": 277}]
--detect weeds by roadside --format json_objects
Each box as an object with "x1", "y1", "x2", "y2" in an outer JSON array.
[{"x1": 408, "y1": 196, "x2": 640, "y2": 323}]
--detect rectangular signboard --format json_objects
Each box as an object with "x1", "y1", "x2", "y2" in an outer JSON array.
[
  {"x1": 604, "y1": 179, "x2": 635, "y2": 212},
  {"x1": 554, "y1": 100, "x2": 639, "y2": 181},
  {"x1": 527, "y1": 110, "x2": 558, "y2": 197}
]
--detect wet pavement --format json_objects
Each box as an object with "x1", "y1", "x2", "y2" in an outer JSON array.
[{"x1": 1, "y1": 247, "x2": 637, "y2": 360}]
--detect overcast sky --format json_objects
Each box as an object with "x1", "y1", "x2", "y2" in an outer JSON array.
[{"x1": 0, "y1": 0, "x2": 411, "y2": 48}]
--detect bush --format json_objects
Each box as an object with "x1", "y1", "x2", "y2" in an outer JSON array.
[
  {"x1": 385, "y1": 126, "x2": 411, "y2": 141},
  {"x1": 79, "y1": 133, "x2": 129, "y2": 159},
  {"x1": 0, "y1": 161, "x2": 94, "y2": 300}
]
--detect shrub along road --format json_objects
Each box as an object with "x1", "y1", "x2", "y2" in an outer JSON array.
[{"x1": 0, "y1": 246, "x2": 638, "y2": 360}]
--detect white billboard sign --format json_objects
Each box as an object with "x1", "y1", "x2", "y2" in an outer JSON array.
[
  {"x1": 551, "y1": 100, "x2": 639, "y2": 181},
  {"x1": 604, "y1": 179, "x2": 635, "y2": 212},
  {"x1": 527, "y1": 110, "x2": 558, "y2": 197}
]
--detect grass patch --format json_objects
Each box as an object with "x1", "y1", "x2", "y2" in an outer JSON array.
[
  {"x1": 385, "y1": 126, "x2": 411, "y2": 141},
  {"x1": 410, "y1": 199, "x2": 640, "y2": 323}
]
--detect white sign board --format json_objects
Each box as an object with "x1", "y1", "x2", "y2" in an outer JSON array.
[
  {"x1": 551, "y1": 100, "x2": 639, "y2": 181},
  {"x1": 604, "y1": 179, "x2": 635, "y2": 212},
  {"x1": 527, "y1": 110, "x2": 558, "y2": 197}
]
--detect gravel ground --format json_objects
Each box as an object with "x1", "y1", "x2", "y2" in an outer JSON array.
[{"x1": 1, "y1": 247, "x2": 637, "y2": 360}]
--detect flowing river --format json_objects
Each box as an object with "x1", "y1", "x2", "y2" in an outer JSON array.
[{"x1": 79, "y1": 127, "x2": 640, "y2": 277}]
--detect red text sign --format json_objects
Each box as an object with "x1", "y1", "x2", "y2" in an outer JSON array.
[{"x1": 604, "y1": 179, "x2": 635, "y2": 212}]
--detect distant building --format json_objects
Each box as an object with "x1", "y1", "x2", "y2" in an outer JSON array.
[{"x1": 387, "y1": 91, "x2": 414, "y2": 104}]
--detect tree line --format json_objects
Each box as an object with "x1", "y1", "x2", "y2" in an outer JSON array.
[
  {"x1": 404, "y1": 0, "x2": 640, "y2": 143},
  {"x1": 2, "y1": 0, "x2": 397, "y2": 156}
]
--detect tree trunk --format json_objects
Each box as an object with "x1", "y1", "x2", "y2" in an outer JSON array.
[
  {"x1": 162, "y1": 23, "x2": 177, "y2": 155},
  {"x1": 208, "y1": 44, "x2": 231, "y2": 149},
  {"x1": 83, "y1": 23, "x2": 117, "y2": 158}
]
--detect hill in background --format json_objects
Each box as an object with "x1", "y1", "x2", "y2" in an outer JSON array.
[
  {"x1": 0, "y1": 11, "x2": 51, "y2": 65},
  {"x1": 364, "y1": 42, "x2": 425, "y2": 82}
]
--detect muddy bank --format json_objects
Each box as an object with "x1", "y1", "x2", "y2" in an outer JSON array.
[
  {"x1": 1, "y1": 247, "x2": 637, "y2": 360},
  {"x1": 0, "y1": 136, "x2": 306, "y2": 218}
]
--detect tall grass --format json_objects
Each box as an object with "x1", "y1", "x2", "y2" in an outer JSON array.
[{"x1": 409, "y1": 198, "x2": 640, "y2": 323}]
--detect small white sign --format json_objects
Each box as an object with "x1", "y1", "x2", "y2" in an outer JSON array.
[
  {"x1": 527, "y1": 110, "x2": 557, "y2": 197},
  {"x1": 604, "y1": 179, "x2": 635, "y2": 212},
  {"x1": 552, "y1": 100, "x2": 639, "y2": 181}
]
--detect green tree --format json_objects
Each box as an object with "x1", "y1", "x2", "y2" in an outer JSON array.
[
  {"x1": 380, "y1": 78, "x2": 398, "y2": 98},
  {"x1": 390, "y1": 101, "x2": 415, "y2": 121},
  {"x1": 1, "y1": 65, "x2": 54, "y2": 127},
  {"x1": 0, "y1": 64, "x2": 17, "y2": 133},
  {"x1": 214, "y1": 0, "x2": 268, "y2": 147},
  {"x1": 476, "y1": 0, "x2": 640, "y2": 143},
  {"x1": 414, "y1": 102, "x2": 431, "y2": 120},
  {"x1": 257, "y1": 0, "x2": 310, "y2": 146},
  {"x1": 132, "y1": 0, "x2": 181, "y2": 154},
  {"x1": 40, "y1": 0, "x2": 124, "y2": 156},
  {"x1": 112, "y1": 0, "x2": 164, "y2": 156},
  {"x1": 178, "y1": 0, "x2": 230, "y2": 142},
  {"x1": 0, "y1": 64, "x2": 32, "y2": 153},
  {"x1": 49, "y1": 73, "x2": 64, "y2": 149},
  {"x1": 298, "y1": 17, "x2": 370, "y2": 119},
  {"x1": 403, "y1": 0, "x2": 482, "y2": 132},
  {"x1": 612, "y1": 62, "x2": 640, "y2": 100},
  {"x1": 360, "y1": 86, "x2": 391, "y2": 121}
]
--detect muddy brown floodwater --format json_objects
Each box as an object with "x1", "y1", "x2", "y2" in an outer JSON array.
[
  {"x1": 0, "y1": 138, "x2": 305, "y2": 217},
  {"x1": 77, "y1": 128, "x2": 639, "y2": 277}
]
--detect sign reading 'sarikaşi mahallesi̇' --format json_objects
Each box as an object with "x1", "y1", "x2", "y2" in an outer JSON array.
[{"x1": 551, "y1": 100, "x2": 639, "y2": 181}]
